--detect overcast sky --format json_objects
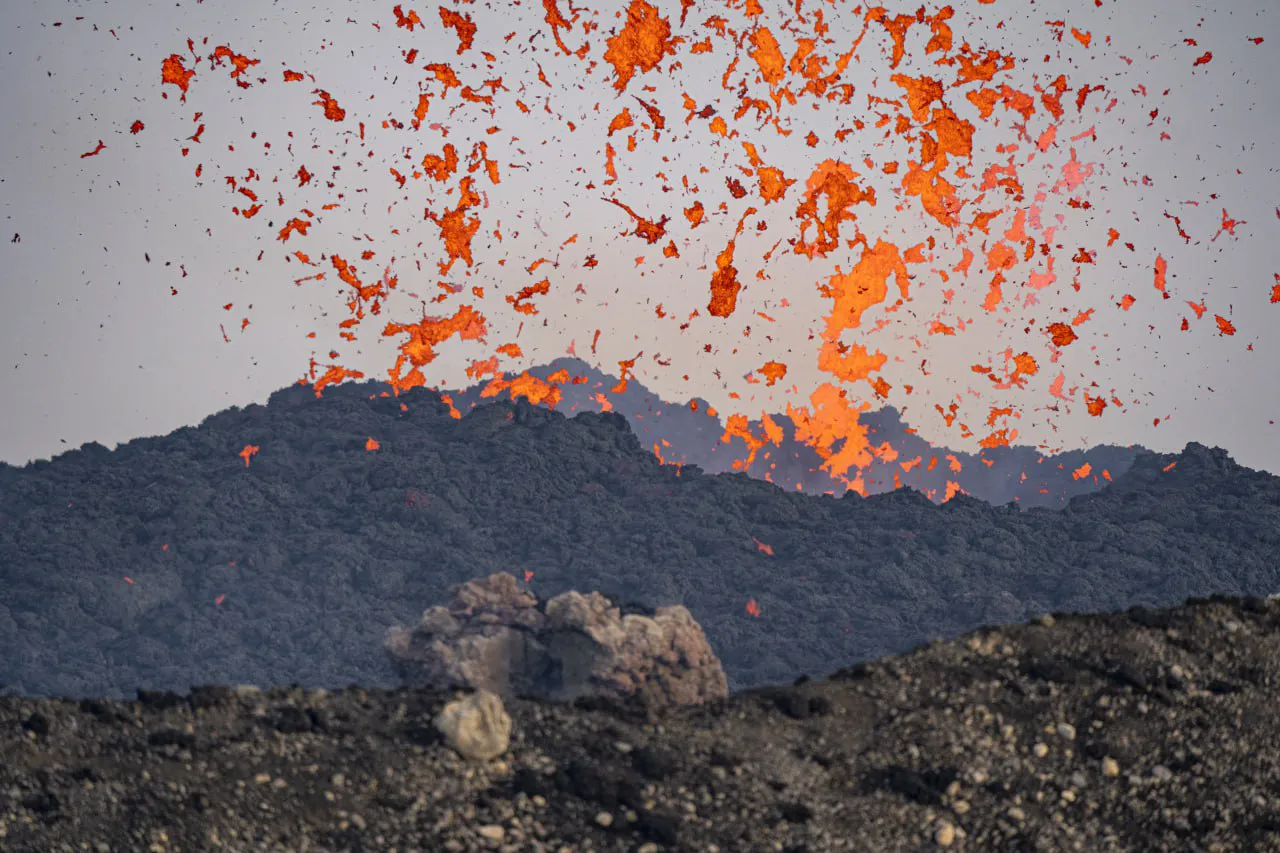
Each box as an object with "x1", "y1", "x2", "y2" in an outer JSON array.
[{"x1": 2, "y1": 0, "x2": 1277, "y2": 475}]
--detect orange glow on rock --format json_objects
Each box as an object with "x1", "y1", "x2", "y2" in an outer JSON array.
[
  {"x1": 759, "y1": 360, "x2": 787, "y2": 386},
  {"x1": 795, "y1": 160, "x2": 876, "y2": 258},
  {"x1": 1046, "y1": 322, "x2": 1078, "y2": 347},
  {"x1": 160, "y1": 55, "x2": 196, "y2": 100},
  {"x1": 748, "y1": 27, "x2": 785, "y2": 85},
  {"x1": 438, "y1": 7, "x2": 477, "y2": 54},
  {"x1": 311, "y1": 89, "x2": 346, "y2": 122},
  {"x1": 603, "y1": 0, "x2": 677, "y2": 93}
]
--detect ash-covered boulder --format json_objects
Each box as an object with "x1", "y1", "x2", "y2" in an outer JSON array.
[{"x1": 384, "y1": 572, "x2": 727, "y2": 707}]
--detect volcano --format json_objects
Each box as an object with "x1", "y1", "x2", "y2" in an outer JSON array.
[
  {"x1": 0, "y1": 368, "x2": 1275, "y2": 701},
  {"x1": 1, "y1": 369, "x2": 1278, "y2": 850}
]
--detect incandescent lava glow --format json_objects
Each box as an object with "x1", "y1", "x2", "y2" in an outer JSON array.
[{"x1": 137, "y1": 1, "x2": 1260, "y2": 495}]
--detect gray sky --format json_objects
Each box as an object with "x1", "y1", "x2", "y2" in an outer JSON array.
[{"x1": 2, "y1": 0, "x2": 1277, "y2": 475}]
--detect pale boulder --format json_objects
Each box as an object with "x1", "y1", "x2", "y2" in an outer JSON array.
[{"x1": 434, "y1": 689, "x2": 512, "y2": 761}]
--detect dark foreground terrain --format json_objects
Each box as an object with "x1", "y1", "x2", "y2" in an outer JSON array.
[{"x1": 4, "y1": 595, "x2": 1279, "y2": 852}]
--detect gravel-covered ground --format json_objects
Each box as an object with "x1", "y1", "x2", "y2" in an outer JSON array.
[{"x1": 5, "y1": 594, "x2": 1279, "y2": 852}]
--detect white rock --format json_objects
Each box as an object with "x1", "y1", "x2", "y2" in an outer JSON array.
[{"x1": 435, "y1": 690, "x2": 512, "y2": 761}]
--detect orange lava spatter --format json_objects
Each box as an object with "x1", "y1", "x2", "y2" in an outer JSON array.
[
  {"x1": 604, "y1": 0, "x2": 678, "y2": 92},
  {"x1": 135, "y1": 0, "x2": 1258, "y2": 500}
]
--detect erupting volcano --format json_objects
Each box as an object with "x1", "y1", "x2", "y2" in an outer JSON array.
[
  {"x1": 3, "y1": 1, "x2": 1277, "y2": 850},
  {"x1": 131, "y1": 0, "x2": 1266, "y2": 490}
]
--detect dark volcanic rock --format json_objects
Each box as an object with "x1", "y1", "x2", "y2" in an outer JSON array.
[
  {"x1": 3, "y1": 596, "x2": 1279, "y2": 851},
  {"x1": 0, "y1": 379, "x2": 1277, "y2": 700},
  {"x1": 384, "y1": 571, "x2": 728, "y2": 707}
]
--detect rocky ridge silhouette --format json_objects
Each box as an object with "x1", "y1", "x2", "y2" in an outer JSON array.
[{"x1": 446, "y1": 357, "x2": 1143, "y2": 509}]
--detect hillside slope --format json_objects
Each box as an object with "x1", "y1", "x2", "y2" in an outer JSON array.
[{"x1": 0, "y1": 380, "x2": 1276, "y2": 700}]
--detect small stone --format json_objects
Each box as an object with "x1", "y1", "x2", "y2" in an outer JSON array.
[
  {"x1": 1151, "y1": 765, "x2": 1173, "y2": 782},
  {"x1": 1035, "y1": 614, "x2": 1056, "y2": 627},
  {"x1": 1033, "y1": 742, "x2": 1049, "y2": 758},
  {"x1": 1008, "y1": 807, "x2": 1026, "y2": 822},
  {"x1": 435, "y1": 690, "x2": 512, "y2": 761},
  {"x1": 477, "y1": 825, "x2": 505, "y2": 841},
  {"x1": 1056, "y1": 723, "x2": 1076, "y2": 741},
  {"x1": 594, "y1": 811, "x2": 614, "y2": 827},
  {"x1": 1102, "y1": 756, "x2": 1120, "y2": 777},
  {"x1": 934, "y1": 819, "x2": 956, "y2": 847}
]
